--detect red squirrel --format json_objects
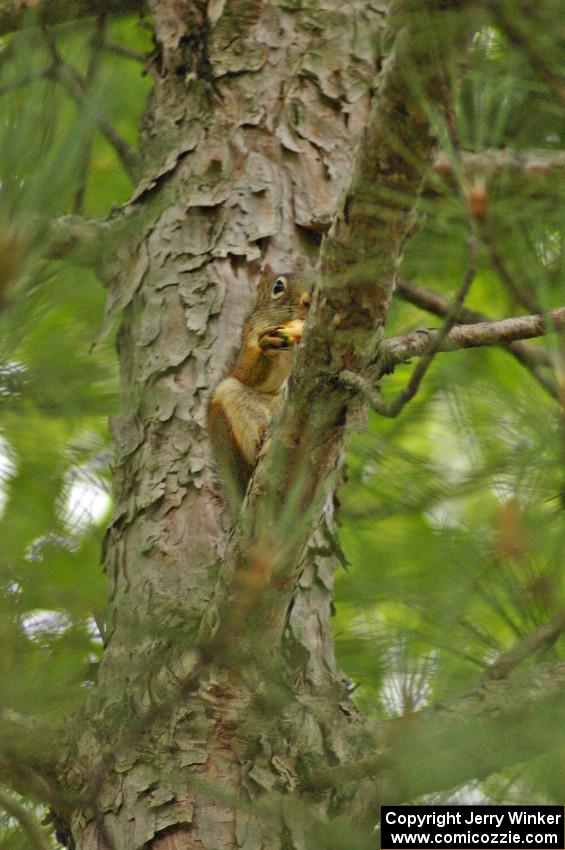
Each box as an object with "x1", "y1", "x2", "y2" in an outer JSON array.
[{"x1": 207, "y1": 267, "x2": 311, "y2": 505}]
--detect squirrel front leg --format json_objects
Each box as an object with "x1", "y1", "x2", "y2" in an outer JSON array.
[{"x1": 208, "y1": 377, "x2": 275, "y2": 505}]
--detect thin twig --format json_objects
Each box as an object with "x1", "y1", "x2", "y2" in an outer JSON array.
[
  {"x1": 378, "y1": 239, "x2": 478, "y2": 417},
  {"x1": 482, "y1": 610, "x2": 565, "y2": 682},
  {"x1": 0, "y1": 787, "x2": 51, "y2": 850},
  {"x1": 396, "y1": 276, "x2": 482, "y2": 323},
  {"x1": 73, "y1": 15, "x2": 107, "y2": 212},
  {"x1": 340, "y1": 370, "x2": 388, "y2": 416},
  {"x1": 396, "y1": 277, "x2": 558, "y2": 398},
  {"x1": 482, "y1": 226, "x2": 541, "y2": 315},
  {"x1": 490, "y1": 0, "x2": 565, "y2": 107},
  {"x1": 0, "y1": 65, "x2": 55, "y2": 95},
  {"x1": 54, "y1": 64, "x2": 140, "y2": 180},
  {"x1": 42, "y1": 26, "x2": 141, "y2": 180},
  {"x1": 87, "y1": 15, "x2": 107, "y2": 80},
  {"x1": 104, "y1": 41, "x2": 148, "y2": 62}
]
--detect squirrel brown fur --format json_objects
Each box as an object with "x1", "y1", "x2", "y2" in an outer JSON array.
[{"x1": 207, "y1": 266, "x2": 311, "y2": 505}]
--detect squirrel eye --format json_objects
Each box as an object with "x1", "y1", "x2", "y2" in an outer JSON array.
[{"x1": 271, "y1": 276, "x2": 288, "y2": 299}]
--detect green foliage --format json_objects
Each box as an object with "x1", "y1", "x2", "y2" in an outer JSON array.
[
  {"x1": 0, "y1": 18, "x2": 151, "y2": 843},
  {"x1": 335, "y1": 12, "x2": 565, "y2": 801}
]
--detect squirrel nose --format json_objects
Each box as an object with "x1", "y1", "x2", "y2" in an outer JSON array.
[{"x1": 300, "y1": 291, "x2": 311, "y2": 309}]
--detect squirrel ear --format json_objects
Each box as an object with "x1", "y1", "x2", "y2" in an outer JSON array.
[
  {"x1": 247, "y1": 259, "x2": 262, "y2": 278},
  {"x1": 257, "y1": 263, "x2": 274, "y2": 299}
]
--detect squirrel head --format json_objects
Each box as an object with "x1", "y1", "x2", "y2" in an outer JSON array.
[{"x1": 255, "y1": 265, "x2": 312, "y2": 321}]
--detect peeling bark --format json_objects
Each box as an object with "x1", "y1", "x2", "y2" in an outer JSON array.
[{"x1": 62, "y1": 2, "x2": 386, "y2": 849}]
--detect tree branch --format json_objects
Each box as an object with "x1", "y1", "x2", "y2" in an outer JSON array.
[
  {"x1": 29, "y1": 205, "x2": 144, "y2": 277},
  {"x1": 396, "y1": 277, "x2": 558, "y2": 397},
  {"x1": 340, "y1": 307, "x2": 565, "y2": 416},
  {"x1": 0, "y1": 0, "x2": 143, "y2": 36},
  {"x1": 382, "y1": 661, "x2": 565, "y2": 801},
  {"x1": 4, "y1": 143, "x2": 181, "y2": 280},
  {"x1": 482, "y1": 611, "x2": 565, "y2": 682},
  {"x1": 43, "y1": 30, "x2": 141, "y2": 180},
  {"x1": 42, "y1": 212, "x2": 124, "y2": 267},
  {"x1": 433, "y1": 149, "x2": 565, "y2": 184},
  {"x1": 383, "y1": 306, "x2": 565, "y2": 369},
  {"x1": 0, "y1": 787, "x2": 51, "y2": 850},
  {"x1": 315, "y1": 661, "x2": 565, "y2": 806},
  {"x1": 0, "y1": 710, "x2": 61, "y2": 808}
]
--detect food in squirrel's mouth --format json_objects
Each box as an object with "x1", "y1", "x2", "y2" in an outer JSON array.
[{"x1": 278, "y1": 318, "x2": 305, "y2": 343}]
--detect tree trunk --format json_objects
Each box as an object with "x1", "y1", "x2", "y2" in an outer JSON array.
[{"x1": 63, "y1": 3, "x2": 386, "y2": 848}]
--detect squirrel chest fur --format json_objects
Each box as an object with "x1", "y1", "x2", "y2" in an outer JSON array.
[{"x1": 207, "y1": 269, "x2": 311, "y2": 504}]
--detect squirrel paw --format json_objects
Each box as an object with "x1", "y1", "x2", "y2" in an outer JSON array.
[
  {"x1": 258, "y1": 326, "x2": 290, "y2": 354},
  {"x1": 255, "y1": 424, "x2": 271, "y2": 461}
]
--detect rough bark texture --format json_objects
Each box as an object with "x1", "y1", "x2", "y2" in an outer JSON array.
[
  {"x1": 204, "y1": 1, "x2": 467, "y2": 669},
  {"x1": 63, "y1": 3, "x2": 387, "y2": 849}
]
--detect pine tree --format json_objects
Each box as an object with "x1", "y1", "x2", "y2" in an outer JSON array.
[{"x1": 0, "y1": 1, "x2": 564, "y2": 847}]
